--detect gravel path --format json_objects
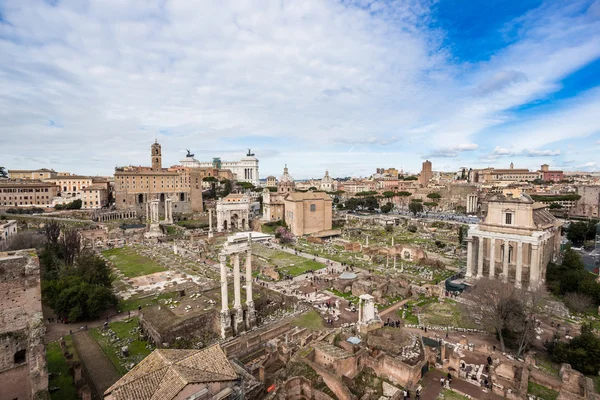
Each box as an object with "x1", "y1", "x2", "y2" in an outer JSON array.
[{"x1": 72, "y1": 330, "x2": 121, "y2": 397}]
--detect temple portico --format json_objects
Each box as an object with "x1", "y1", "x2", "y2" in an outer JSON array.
[{"x1": 465, "y1": 191, "x2": 561, "y2": 289}]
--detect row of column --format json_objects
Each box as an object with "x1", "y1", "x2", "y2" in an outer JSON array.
[
  {"x1": 244, "y1": 168, "x2": 254, "y2": 180},
  {"x1": 144, "y1": 199, "x2": 173, "y2": 224},
  {"x1": 219, "y1": 250, "x2": 255, "y2": 338},
  {"x1": 98, "y1": 210, "x2": 136, "y2": 221},
  {"x1": 466, "y1": 236, "x2": 541, "y2": 289}
]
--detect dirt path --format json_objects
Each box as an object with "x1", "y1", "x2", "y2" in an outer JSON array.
[
  {"x1": 379, "y1": 298, "x2": 410, "y2": 318},
  {"x1": 72, "y1": 330, "x2": 121, "y2": 397}
]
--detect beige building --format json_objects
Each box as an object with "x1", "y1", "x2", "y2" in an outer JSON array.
[
  {"x1": 1, "y1": 219, "x2": 18, "y2": 245},
  {"x1": 104, "y1": 345, "x2": 240, "y2": 400},
  {"x1": 465, "y1": 191, "x2": 562, "y2": 289},
  {"x1": 0, "y1": 250, "x2": 48, "y2": 400},
  {"x1": 0, "y1": 180, "x2": 59, "y2": 207},
  {"x1": 8, "y1": 168, "x2": 57, "y2": 180},
  {"x1": 114, "y1": 141, "x2": 203, "y2": 215},
  {"x1": 262, "y1": 166, "x2": 295, "y2": 222},
  {"x1": 81, "y1": 184, "x2": 109, "y2": 209},
  {"x1": 284, "y1": 191, "x2": 333, "y2": 236},
  {"x1": 43, "y1": 175, "x2": 93, "y2": 196}
]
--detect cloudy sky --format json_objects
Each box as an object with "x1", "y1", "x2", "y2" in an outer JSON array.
[{"x1": 1, "y1": 0, "x2": 600, "y2": 179}]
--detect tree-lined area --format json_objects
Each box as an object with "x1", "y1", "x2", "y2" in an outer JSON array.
[{"x1": 40, "y1": 221, "x2": 117, "y2": 322}]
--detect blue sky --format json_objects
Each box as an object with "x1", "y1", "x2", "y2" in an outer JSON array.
[{"x1": 1, "y1": 0, "x2": 599, "y2": 179}]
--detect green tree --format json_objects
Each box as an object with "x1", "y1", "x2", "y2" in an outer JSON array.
[
  {"x1": 364, "y1": 196, "x2": 379, "y2": 211},
  {"x1": 381, "y1": 202, "x2": 393, "y2": 214},
  {"x1": 382, "y1": 191, "x2": 396, "y2": 198},
  {"x1": 458, "y1": 225, "x2": 467, "y2": 244},
  {"x1": 427, "y1": 192, "x2": 441, "y2": 200},
  {"x1": 549, "y1": 202, "x2": 563, "y2": 209},
  {"x1": 409, "y1": 201, "x2": 423, "y2": 216},
  {"x1": 549, "y1": 324, "x2": 600, "y2": 375}
]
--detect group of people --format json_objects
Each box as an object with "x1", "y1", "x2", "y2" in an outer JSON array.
[{"x1": 400, "y1": 387, "x2": 421, "y2": 399}]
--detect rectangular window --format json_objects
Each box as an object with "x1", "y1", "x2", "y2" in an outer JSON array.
[{"x1": 505, "y1": 213, "x2": 512, "y2": 225}]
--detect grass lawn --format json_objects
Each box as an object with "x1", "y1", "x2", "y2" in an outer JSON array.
[
  {"x1": 253, "y1": 245, "x2": 326, "y2": 277},
  {"x1": 118, "y1": 291, "x2": 180, "y2": 312},
  {"x1": 89, "y1": 317, "x2": 154, "y2": 375},
  {"x1": 441, "y1": 389, "x2": 470, "y2": 400},
  {"x1": 528, "y1": 381, "x2": 559, "y2": 400},
  {"x1": 46, "y1": 341, "x2": 78, "y2": 400},
  {"x1": 535, "y1": 354, "x2": 561, "y2": 377},
  {"x1": 419, "y1": 299, "x2": 479, "y2": 329},
  {"x1": 102, "y1": 247, "x2": 166, "y2": 278},
  {"x1": 292, "y1": 310, "x2": 324, "y2": 330}
]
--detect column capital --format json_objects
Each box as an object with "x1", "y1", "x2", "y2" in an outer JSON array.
[{"x1": 219, "y1": 254, "x2": 227, "y2": 263}]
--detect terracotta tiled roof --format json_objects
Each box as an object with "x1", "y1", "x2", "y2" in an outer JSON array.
[
  {"x1": 284, "y1": 191, "x2": 332, "y2": 201},
  {"x1": 104, "y1": 345, "x2": 237, "y2": 400}
]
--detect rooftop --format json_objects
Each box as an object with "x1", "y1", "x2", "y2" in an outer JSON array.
[{"x1": 104, "y1": 345, "x2": 238, "y2": 400}]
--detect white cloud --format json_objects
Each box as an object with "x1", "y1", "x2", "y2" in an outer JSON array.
[
  {"x1": 0, "y1": 0, "x2": 598, "y2": 176},
  {"x1": 425, "y1": 143, "x2": 479, "y2": 158}
]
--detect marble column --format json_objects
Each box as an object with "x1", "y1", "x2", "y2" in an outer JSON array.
[
  {"x1": 516, "y1": 242, "x2": 523, "y2": 288},
  {"x1": 477, "y1": 236, "x2": 484, "y2": 278},
  {"x1": 530, "y1": 244, "x2": 540, "y2": 290},
  {"x1": 245, "y1": 251, "x2": 253, "y2": 304},
  {"x1": 220, "y1": 255, "x2": 228, "y2": 312},
  {"x1": 465, "y1": 238, "x2": 473, "y2": 278},
  {"x1": 233, "y1": 254, "x2": 241, "y2": 308},
  {"x1": 489, "y1": 237, "x2": 496, "y2": 279},
  {"x1": 502, "y1": 239, "x2": 509, "y2": 282}
]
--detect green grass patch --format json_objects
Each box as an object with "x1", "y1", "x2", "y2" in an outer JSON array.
[
  {"x1": 118, "y1": 291, "x2": 180, "y2": 312},
  {"x1": 441, "y1": 389, "x2": 470, "y2": 400},
  {"x1": 89, "y1": 317, "x2": 154, "y2": 375},
  {"x1": 419, "y1": 299, "x2": 478, "y2": 329},
  {"x1": 102, "y1": 247, "x2": 166, "y2": 278},
  {"x1": 46, "y1": 341, "x2": 78, "y2": 400},
  {"x1": 528, "y1": 381, "x2": 558, "y2": 400},
  {"x1": 535, "y1": 355, "x2": 561, "y2": 377},
  {"x1": 292, "y1": 310, "x2": 324, "y2": 330},
  {"x1": 330, "y1": 288, "x2": 360, "y2": 304},
  {"x1": 252, "y1": 245, "x2": 326, "y2": 278}
]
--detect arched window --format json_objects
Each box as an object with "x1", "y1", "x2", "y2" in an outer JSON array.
[
  {"x1": 160, "y1": 193, "x2": 165, "y2": 202},
  {"x1": 138, "y1": 194, "x2": 144, "y2": 204},
  {"x1": 310, "y1": 204, "x2": 316, "y2": 212},
  {"x1": 180, "y1": 193, "x2": 185, "y2": 201}
]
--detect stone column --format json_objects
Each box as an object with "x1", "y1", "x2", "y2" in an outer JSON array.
[
  {"x1": 233, "y1": 254, "x2": 241, "y2": 308},
  {"x1": 358, "y1": 298, "x2": 363, "y2": 324},
  {"x1": 530, "y1": 244, "x2": 540, "y2": 290},
  {"x1": 502, "y1": 239, "x2": 509, "y2": 282},
  {"x1": 465, "y1": 238, "x2": 473, "y2": 278},
  {"x1": 245, "y1": 250, "x2": 253, "y2": 304},
  {"x1": 516, "y1": 242, "x2": 523, "y2": 288},
  {"x1": 146, "y1": 201, "x2": 150, "y2": 223},
  {"x1": 219, "y1": 255, "x2": 228, "y2": 312},
  {"x1": 489, "y1": 237, "x2": 496, "y2": 278},
  {"x1": 245, "y1": 249, "x2": 255, "y2": 329},
  {"x1": 219, "y1": 254, "x2": 231, "y2": 338},
  {"x1": 208, "y1": 210, "x2": 214, "y2": 238},
  {"x1": 477, "y1": 236, "x2": 484, "y2": 278}
]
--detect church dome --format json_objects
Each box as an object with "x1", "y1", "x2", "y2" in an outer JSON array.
[
  {"x1": 279, "y1": 165, "x2": 294, "y2": 183},
  {"x1": 322, "y1": 170, "x2": 333, "y2": 183}
]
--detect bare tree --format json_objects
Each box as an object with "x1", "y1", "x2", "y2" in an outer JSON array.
[
  {"x1": 462, "y1": 278, "x2": 522, "y2": 353},
  {"x1": 564, "y1": 292, "x2": 594, "y2": 314},
  {"x1": 2, "y1": 232, "x2": 46, "y2": 251},
  {"x1": 514, "y1": 286, "x2": 548, "y2": 357},
  {"x1": 60, "y1": 228, "x2": 81, "y2": 266},
  {"x1": 44, "y1": 220, "x2": 61, "y2": 245}
]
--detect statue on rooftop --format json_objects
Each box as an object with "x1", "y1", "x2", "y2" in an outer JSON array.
[{"x1": 186, "y1": 149, "x2": 194, "y2": 158}]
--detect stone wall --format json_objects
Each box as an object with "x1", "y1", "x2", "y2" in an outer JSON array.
[
  {"x1": 363, "y1": 353, "x2": 424, "y2": 388},
  {"x1": 278, "y1": 376, "x2": 335, "y2": 400},
  {"x1": 303, "y1": 357, "x2": 357, "y2": 400},
  {"x1": 0, "y1": 250, "x2": 48, "y2": 400}
]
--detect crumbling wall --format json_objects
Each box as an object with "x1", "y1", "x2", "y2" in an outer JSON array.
[{"x1": 278, "y1": 376, "x2": 335, "y2": 400}]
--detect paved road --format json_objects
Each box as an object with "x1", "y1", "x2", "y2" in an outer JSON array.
[
  {"x1": 0, "y1": 212, "x2": 96, "y2": 224},
  {"x1": 72, "y1": 330, "x2": 121, "y2": 397}
]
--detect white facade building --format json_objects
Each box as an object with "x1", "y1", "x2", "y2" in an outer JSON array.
[{"x1": 180, "y1": 150, "x2": 259, "y2": 187}]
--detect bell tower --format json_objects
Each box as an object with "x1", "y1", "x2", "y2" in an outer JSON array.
[{"x1": 151, "y1": 140, "x2": 162, "y2": 171}]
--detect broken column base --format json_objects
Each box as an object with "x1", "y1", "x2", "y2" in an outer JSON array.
[
  {"x1": 144, "y1": 223, "x2": 165, "y2": 239},
  {"x1": 232, "y1": 306, "x2": 245, "y2": 336},
  {"x1": 358, "y1": 320, "x2": 384, "y2": 334},
  {"x1": 220, "y1": 310, "x2": 233, "y2": 339},
  {"x1": 245, "y1": 301, "x2": 257, "y2": 330}
]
